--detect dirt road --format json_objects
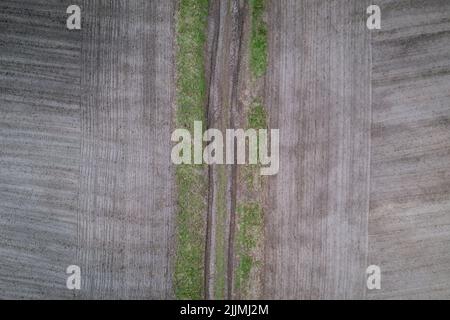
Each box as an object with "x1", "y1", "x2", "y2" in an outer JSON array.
[{"x1": 204, "y1": 0, "x2": 247, "y2": 300}]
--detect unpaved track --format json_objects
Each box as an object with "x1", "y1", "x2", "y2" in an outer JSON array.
[
  {"x1": 368, "y1": 0, "x2": 450, "y2": 299},
  {"x1": 0, "y1": 0, "x2": 175, "y2": 299},
  {"x1": 264, "y1": 0, "x2": 371, "y2": 299},
  {"x1": 204, "y1": 0, "x2": 244, "y2": 299}
]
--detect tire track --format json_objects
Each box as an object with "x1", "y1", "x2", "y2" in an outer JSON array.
[{"x1": 203, "y1": 0, "x2": 245, "y2": 300}]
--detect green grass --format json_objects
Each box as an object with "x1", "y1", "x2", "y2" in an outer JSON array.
[
  {"x1": 174, "y1": 0, "x2": 210, "y2": 300},
  {"x1": 249, "y1": 0, "x2": 268, "y2": 78},
  {"x1": 234, "y1": 100, "x2": 268, "y2": 295},
  {"x1": 174, "y1": 0, "x2": 268, "y2": 299},
  {"x1": 214, "y1": 166, "x2": 227, "y2": 299},
  {"x1": 235, "y1": 202, "x2": 263, "y2": 291},
  {"x1": 248, "y1": 100, "x2": 267, "y2": 130},
  {"x1": 244, "y1": 101, "x2": 267, "y2": 189}
]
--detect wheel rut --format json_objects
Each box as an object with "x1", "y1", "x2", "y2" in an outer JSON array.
[{"x1": 203, "y1": 0, "x2": 246, "y2": 300}]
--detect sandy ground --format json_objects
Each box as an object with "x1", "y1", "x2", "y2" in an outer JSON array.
[{"x1": 0, "y1": 0, "x2": 175, "y2": 299}]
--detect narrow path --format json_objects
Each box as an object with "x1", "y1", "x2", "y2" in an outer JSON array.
[{"x1": 203, "y1": 0, "x2": 246, "y2": 300}]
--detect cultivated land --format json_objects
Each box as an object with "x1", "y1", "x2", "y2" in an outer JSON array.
[
  {"x1": 77, "y1": 0, "x2": 175, "y2": 299},
  {"x1": 0, "y1": 0, "x2": 80, "y2": 299},
  {"x1": 1, "y1": 0, "x2": 450, "y2": 300},
  {"x1": 264, "y1": 0, "x2": 371, "y2": 299},
  {"x1": 264, "y1": 0, "x2": 450, "y2": 299},
  {"x1": 0, "y1": 0, "x2": 175, "y2": 299},
  {"x1": 367, "y1": 0, "x2": 450, "y2": 299}
]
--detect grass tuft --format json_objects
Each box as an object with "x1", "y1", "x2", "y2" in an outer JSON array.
[
  {"x1": 235, "y1": 202, "x2": 263, "y2": 291},
  {"x1": 214, "y1": 166, "x2": 227, "y2": 299},
  {"x1": 249, "y1": 0, "x2": 268, "y2": 78},
  {"x1": 248, "y1": 100, "x2": 267, "y2": 129}
]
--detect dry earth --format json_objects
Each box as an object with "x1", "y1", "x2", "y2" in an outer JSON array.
[
  {"x1": 367, "y1": 0, "x2": 450, "y2": 300},
  {"x1": 264, "y1": 0, "x2": 371, "y2": 299},
  {"x1": 0, "y1": 0, "x2": 175, "y2": 299},
  {"x1": 264, "y1": 0, "x2": 450, "y2": 299}
]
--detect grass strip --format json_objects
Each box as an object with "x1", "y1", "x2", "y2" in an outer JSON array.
[
  {"x1": 174, "y1": 0, "x2": 209, "y2": 300},
  {"x1": 235, "y1": 202, "x2": 263, "y2": 292}
]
